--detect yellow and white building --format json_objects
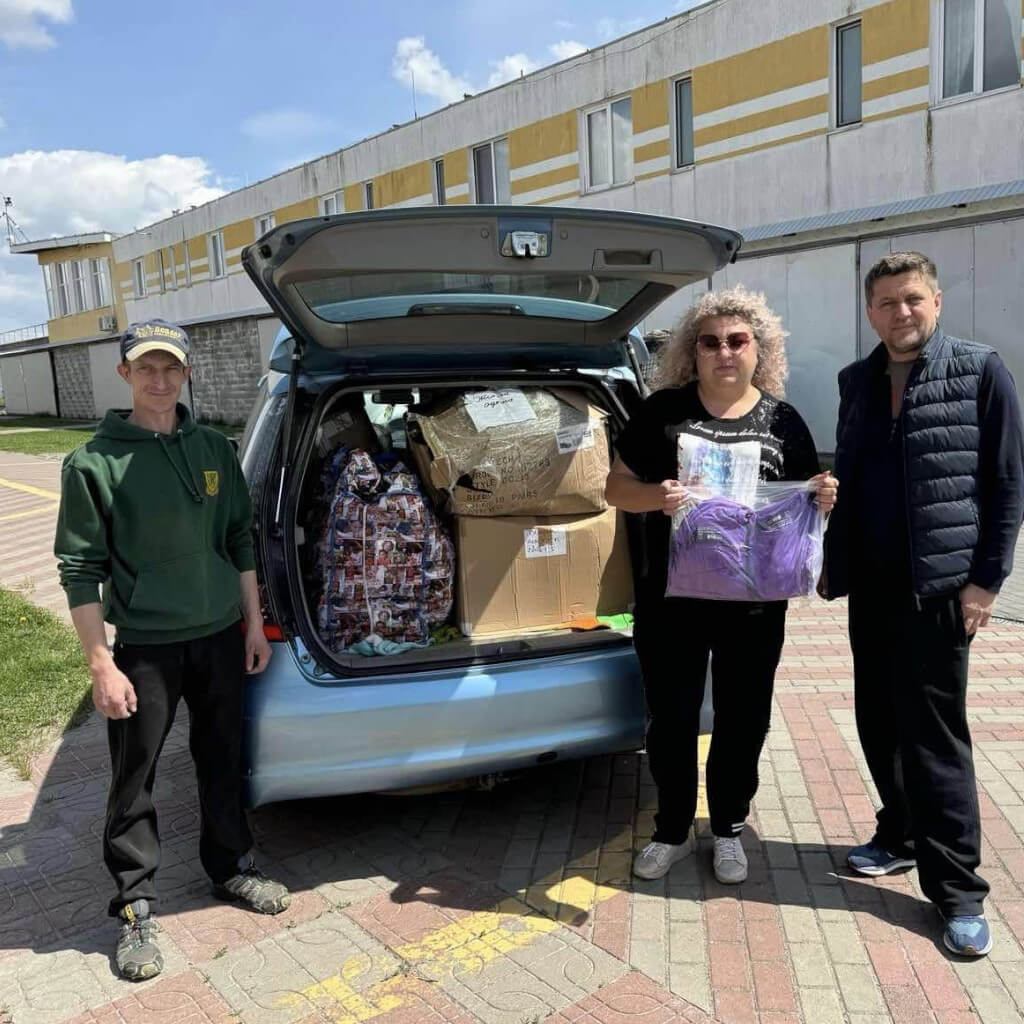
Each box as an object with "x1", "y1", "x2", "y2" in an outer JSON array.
[{"x1": 7, "y1": 0, "x2": 1024, "y2": 437}]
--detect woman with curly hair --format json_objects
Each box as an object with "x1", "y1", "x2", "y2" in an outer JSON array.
[{"x1": 606, "y1": 286, "x2": 838, "y2": 884}]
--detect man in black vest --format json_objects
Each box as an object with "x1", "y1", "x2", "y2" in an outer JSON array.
[{"x1": 823, "y1": 252, "x2": 1024, "y2": 957}]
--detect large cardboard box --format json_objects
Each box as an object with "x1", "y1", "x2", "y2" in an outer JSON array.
[
  {"x1": 455, "y1": 508, "x2": 633, "y2": 636},
  {"x1": 408, "y1": 387, "x2": 610, "y2": 517}
]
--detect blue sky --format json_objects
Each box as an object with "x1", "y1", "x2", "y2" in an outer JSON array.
[{"x1": 0, "y1": 0, "x2": 703, "y2": 330}]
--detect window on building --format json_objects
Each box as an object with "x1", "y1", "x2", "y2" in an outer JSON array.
[
  {"x1": 68, "y1": 260, "x2": 88, "y2": 313},
  {"x1": 835, "y1": 20, "x2": 862, "y2": 126},
  {"x1": 585, "y1": 97, "x2": 633, "y2": 190},
  {"x1": 321, "y1": 193, "x2": 340, "y2": 216},
  {"x1": 942, "y1": 0, "x2": 1020, "y2": 99},
  {"x1": 364, "y1": 181, "x2": 375, "y2": 210},
  {"x1": 256, "y1": 213, "x2": 275, "y2": 236},
  {"x1": 674, "y1": 77, "x2": 695, "y2": 167},
  {"x1": 208, "y1": 232, "x2": 226, "y2": 279},
  {"x1": 158, "y1": 249, "x2": 168, "y2": 293},
  {"x1": 42, "y1": 264, "x2": 62, "y2": 318},
  {"x1": 132, "y1": 259, "x2": 146, "y2": 299},
  {"x1": 472, "y1": 138, "x2": 511, "y2": 203},
  {"x1": 434, "y1": 158, "x2": 446, "y2": 205},
  {"x1": 90, "y1": 258, "x2": 111, "y2": 307}
]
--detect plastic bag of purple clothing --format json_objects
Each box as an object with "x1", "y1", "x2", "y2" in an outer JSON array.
[{"x1": 664, "y1": 438, "x2": 824, "y2": 602}]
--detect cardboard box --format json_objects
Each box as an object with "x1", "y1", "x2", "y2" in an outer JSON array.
[
  {"x1": 408, "y1": 387, "x2": 610, "y2": 517},
  {"x1": 455, "y1": 508, "x2": 633, "y2": 636}
]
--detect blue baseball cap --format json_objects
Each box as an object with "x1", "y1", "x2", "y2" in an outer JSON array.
[{"x1": 120, "y1": 319, "x2": 190, "y2": 365}]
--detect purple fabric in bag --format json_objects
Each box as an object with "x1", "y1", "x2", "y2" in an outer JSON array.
[{"x1": 666, "y1": 489, "x2": 821, "y2": 601}]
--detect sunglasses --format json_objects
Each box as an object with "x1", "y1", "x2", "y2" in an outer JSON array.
[{"x1": 696, "y1": 332, "x2": 753, "y2": 354}]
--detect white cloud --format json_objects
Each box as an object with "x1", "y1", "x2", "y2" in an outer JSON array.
[
  {"x1": 392, "y1": 36, "x2": 473, "y2": 105},
  {"x1": 0, "y1": 149, "x2": 224, "y2": 331},
  {"x1": 392, "y1": 36, "x2": 592, "y2": 107},
  {"x1": 240, "y1": 109, "x2": 337, "y2": 142},
  {"x1": 0, "y1": 0, "x2": 73, "y2": 50},
  {"x1": 486, "y1": 53, "x2": 540, "y2": 88},
  {"x1": 549, "y1": 40, "x2": 588, "y2": 61},
  {"x1": 595, "y1": 16, "x2": 648, "y2": 40}
]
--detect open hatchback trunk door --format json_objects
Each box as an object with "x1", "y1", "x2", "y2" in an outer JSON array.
[{"x1": 241, "y1": 206, "x2": 743, "y2": 372}]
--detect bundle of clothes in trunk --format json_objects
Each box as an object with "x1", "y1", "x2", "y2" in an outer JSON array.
[{"x1": 316, "y1": 449, "x2": 455, "y2": 651}]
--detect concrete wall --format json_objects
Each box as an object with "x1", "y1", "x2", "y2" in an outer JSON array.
[
  {"x1": 188, "y1": 317, "x2": 265, "y2": 425},
  {"x1": 52, "y1": 345, "x2": 95, "y2": 420},
  {"x1": 89, "y1": 341, "x2": 129, "y2": 417},
  {"x1": 0, "y1": 356, "x2": 30, "y2": 414},
  {"x1": 3, "y1": 315, "x2": 276, "y2": 423},
  {"x1": 645, "y1": 213, "x2": 1024, "y2": 452},
  {"x1": 0, "y1": 352, "x2": 58, "y2": 416}
]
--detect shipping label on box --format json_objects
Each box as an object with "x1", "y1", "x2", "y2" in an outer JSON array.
[{"x1": 409, "y1": 387, "x2": 610, "y2": 517}]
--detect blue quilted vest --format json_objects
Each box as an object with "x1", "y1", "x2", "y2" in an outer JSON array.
[{"x1": 824, "y1": 330, "x2": 992, "y2": 598}]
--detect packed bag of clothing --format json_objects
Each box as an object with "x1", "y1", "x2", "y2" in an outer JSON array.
[
  {"x1": 317, "y1": 450, "x2": 455, "y2": 651},
  {"x1": 665, "y1": 436, "x2": 824, "y2": 602},
  {"x1": 407, "y1": 387, "x2": 610, "y2": 516}
]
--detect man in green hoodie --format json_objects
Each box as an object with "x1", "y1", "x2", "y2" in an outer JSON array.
[{"x1": 54, "y1": 319, "x2": 290, "y2": 982}]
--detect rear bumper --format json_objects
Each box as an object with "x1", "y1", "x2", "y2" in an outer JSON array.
[{"x1": 243, "y1": 643, "x2": 646, "y2": 807}]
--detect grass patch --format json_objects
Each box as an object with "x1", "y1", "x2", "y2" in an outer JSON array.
[
  {"x1": 200, "y1": 420, "x2": 243, "y2": 440},
  {"x1": 0, "y1": 430, "x2": 90, "y2": 456},
  {"x1": 0, "y1": 588, "x2": 92, "y2": 777},
  {"x1": 0, "y1": 415, "x2": 95, "y2": 431}
]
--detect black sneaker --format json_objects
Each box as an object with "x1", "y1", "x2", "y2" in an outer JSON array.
[
  {"x1": 115, "y1": 899, "x2": 163, "y2": 981},
  {"x1": 213, "y1": 864, "x2": 291, "y2": 915}
]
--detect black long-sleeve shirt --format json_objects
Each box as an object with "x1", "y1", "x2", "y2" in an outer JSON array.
[{"x1": 972, "y1": 354, "x2": 1024, "y2": 591}]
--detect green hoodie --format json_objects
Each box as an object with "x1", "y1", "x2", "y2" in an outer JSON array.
[{"x1": 54, "y1": 403, "x2": 256, "y2": 644}]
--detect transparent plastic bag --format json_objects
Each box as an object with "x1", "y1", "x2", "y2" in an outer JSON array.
[{"x1": 665, "y1": 479, "x2": 825, "y2": 602}]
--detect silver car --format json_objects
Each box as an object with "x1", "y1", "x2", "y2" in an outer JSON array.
[{"x1": 237, "y1": 206, "x2": 741, "y2": 808}]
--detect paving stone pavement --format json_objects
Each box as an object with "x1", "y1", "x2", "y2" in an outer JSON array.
[
  {"x1": 2, "y1": 455, "x2": 1024, "y2": 1022},
  {"x1": 994, "y1": 530, "x2": 1024, "y2": 624}
]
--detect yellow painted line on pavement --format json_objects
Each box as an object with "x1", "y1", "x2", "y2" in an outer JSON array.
[
  {"x1": 0, "y1": 502, "x2": 58, "y2": 523},
  {"x1": 0, "y1": 476, "x2": 60, "y2": 501},
  {"x1": 697, "y1": 733, "x2": 711, "y2": 820},
  {"x1": 278, "y1": 743, "x2": 713, "y2": 1022}
]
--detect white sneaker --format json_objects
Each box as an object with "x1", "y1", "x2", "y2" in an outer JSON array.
[
  {"x1": 713, "y1": 835, "x2": 748, "y2": 884},
  {"x1": 633, "y1": 839, "x2": 693, "y2": 880}
]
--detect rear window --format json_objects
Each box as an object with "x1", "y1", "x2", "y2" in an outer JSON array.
[{"x1": 292, "y1": 271, "x2": 647, "y2": 324}]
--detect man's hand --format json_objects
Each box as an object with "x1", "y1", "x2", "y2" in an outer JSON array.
[
  {"x1": 660, "y1": 479, "x2": 687, "y2": 516},
  {"x1": 245, "y1": 619, "x2": 273, "y2": 674},
  {"x1": 960, "y1": 583, "x2": 997, "y2": 635},
  {"x1": 811, "y1": 471, "x2": 839, "y2": 514},
  {"x1": 91, "y1": 660, "x2": 137, "y2": 719}
]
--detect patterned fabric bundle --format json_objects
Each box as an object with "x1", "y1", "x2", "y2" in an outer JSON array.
[{"x1": 317, "y1": 449, "x2": 455, "y2": 650}]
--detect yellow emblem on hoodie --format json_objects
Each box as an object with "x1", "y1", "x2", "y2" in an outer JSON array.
[{"x1": 204, "y1": 470, "x2": 219, "y2": 496}]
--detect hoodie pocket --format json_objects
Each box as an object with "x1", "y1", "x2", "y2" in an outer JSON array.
[{"x1": 129, "y1": 551, "x2": 240, "y2": 626}]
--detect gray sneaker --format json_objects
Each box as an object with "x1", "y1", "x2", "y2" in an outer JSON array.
[
  {"x1": 713, "y1": 835, "x2": 749, "y2": 884},
  {"x1": 213, "y1": 864, "x2": 291, "y2": 914},
  {"x1": 633, "y1": 838, "x2": 694, "y2": 880},
  {"x1": 115, "y1": 899, "x2": 163, "y2": 981}
]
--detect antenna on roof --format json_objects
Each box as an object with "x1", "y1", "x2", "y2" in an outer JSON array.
[
  {"x1": 411, "y1": 68, "x2": 418, "y2": 119},
  {"x1": 1, "y1": 197, "x2": 30, "y2": 249}
]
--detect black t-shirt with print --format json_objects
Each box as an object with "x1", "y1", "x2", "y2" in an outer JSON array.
[{"x1": 615, "y1": 381, "x2": 821, "y2": 605}]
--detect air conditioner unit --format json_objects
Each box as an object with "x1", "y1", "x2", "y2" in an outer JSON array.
[{"x1": 99, "y1": 314, "x2": 117, "y2": 332}]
